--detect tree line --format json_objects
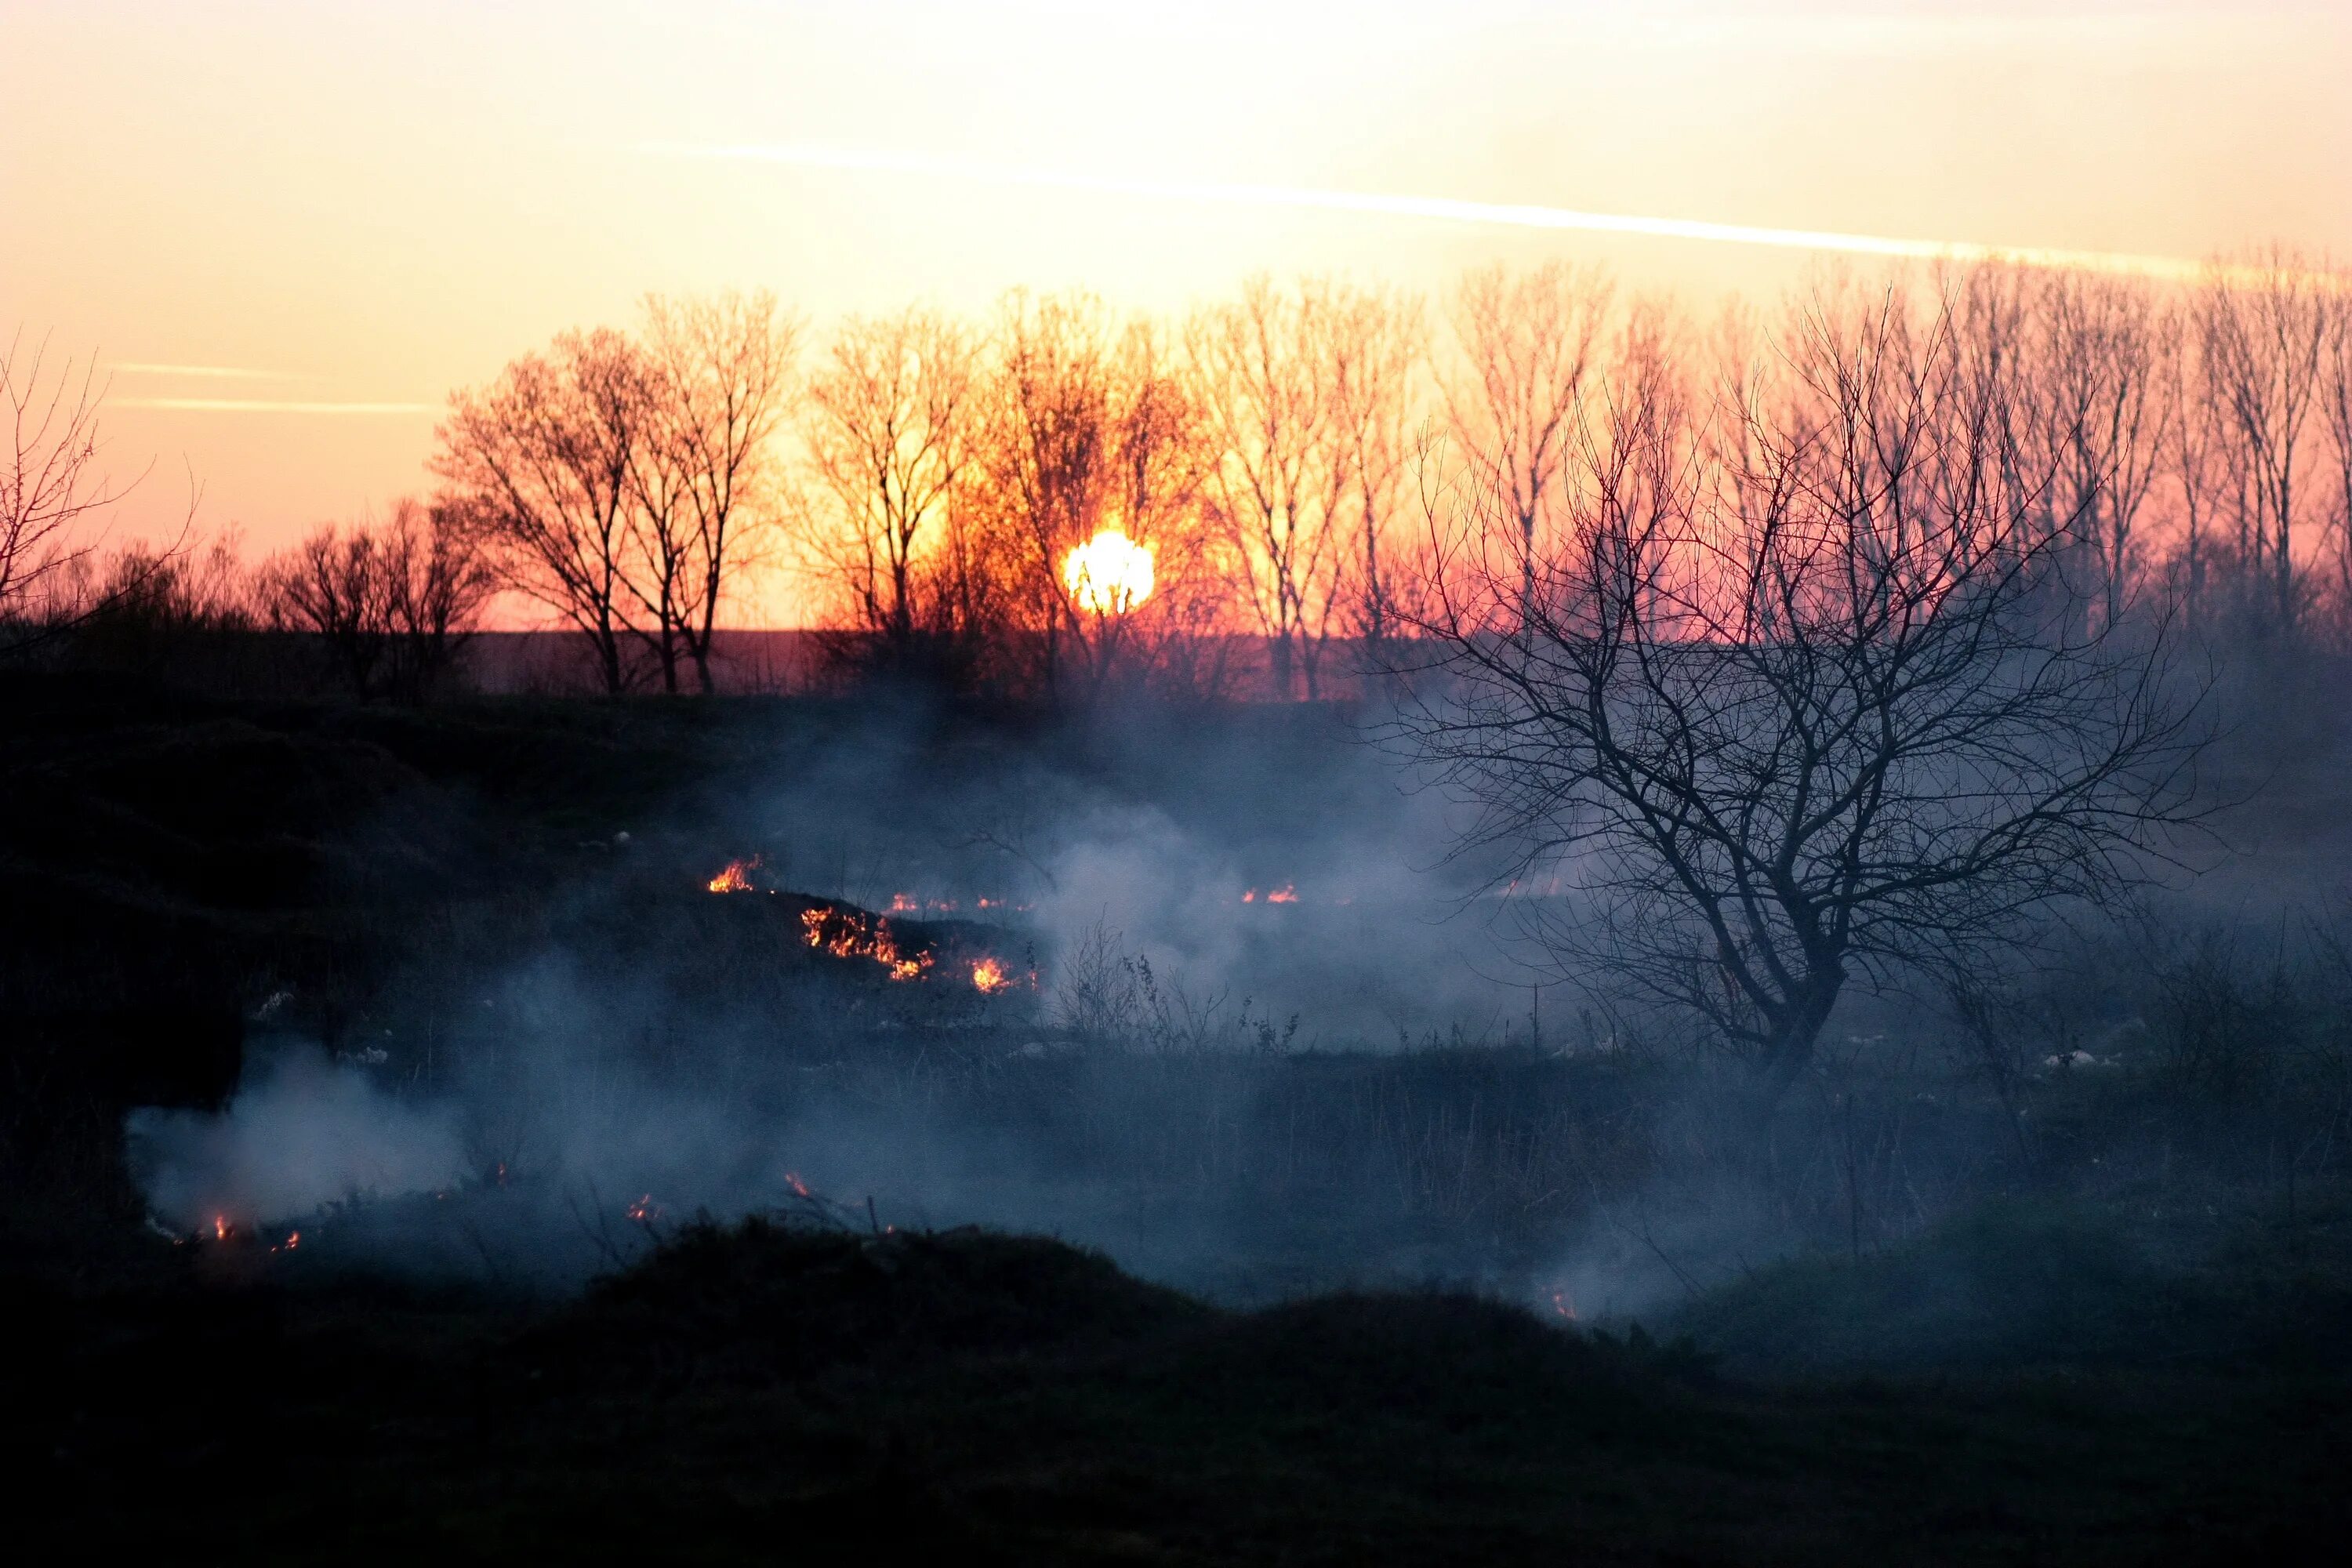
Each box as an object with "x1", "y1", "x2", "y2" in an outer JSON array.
[{"x1": 5, "y1": 250, "x2": 2350, "y2": 702}]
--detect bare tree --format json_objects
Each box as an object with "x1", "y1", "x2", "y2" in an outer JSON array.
[
  {"x1": 1191, "y1": 276, "x2": 1358, "y2": 699},
  {"x1": 2319, "y1": 271, "x2": 2352, "y2": 629},
  {"x1": 2, "y1": 332, "x2": 194, "y2": 652},
  {"x1": 2198, "y1": 248, "x2": 2332, "y2": 637},
  {"x1": 1443, "y1": 263, "x2": 1614, "y2": 629},
  {"x1": 964, "y1": 292, "x2": 1210, "y2": 703},
  {"x1": 638, "y1": 291, "x2": 798, "y2": 693},
  {"x1": 1391, "y1": 277, "x2": 2209, "y2": 1102},
  {"x1": 2039, "y1": 274, "x2": 2172, "y2": 631},
  {"x1": 804, "y1": 306, "x2": 978, "y2": 670},
  {"x1": 434, "y1": 329, "x2": 649, "y2": 694},
  {"x1": 1327, "y1": 284, "x2": 1426, "y2": 671},
  {"x1": 260, "y1": 499, "x2": 492, "y2": 701}
]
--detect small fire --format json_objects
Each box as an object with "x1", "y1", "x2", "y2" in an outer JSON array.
[
  {"x1": 1062, "y1": 527, "x2": 1155, "y2": 615},
  {"x1": 1266, "y1": 884, "x2": 1298, "y2": 904},
  {"x1": 213, "y1": 1215, "x2": 229, "y2": 1242},
  {"x1": 785, "y1": 1172, "x2": 811, "y2": 1198},
  {"x1": 1550, "y1": 1290, "x2": 1577, "y2": 1322},
  {"x1": 707, "y1": 856, "x2": 760, "y2": 894},
  {"x1": 800, "y1": 905, "x2": 934, "y2": 982},
  {"x1": 971, "y1": 956, "x2": 1011, "y2": 994},
  {"x1": 626, "y1": 1194, "x2": 665, "y2": 1224}
]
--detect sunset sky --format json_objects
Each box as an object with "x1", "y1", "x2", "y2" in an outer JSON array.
[{"x1": 4, "y1": 0, "x2": 2347, "y2": 608}]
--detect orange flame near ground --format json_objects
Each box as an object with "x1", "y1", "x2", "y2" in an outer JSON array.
[
  {"x1": 1266, "y1": 884, "x2": 1298, "y2": 904},
  {"x1": 800, "y1": 906, "x2": 933, "y2": 982},
  {"x1": 971, "y1": 956, "x2": 1011, "y2": 993},
  {"x1": 708, "y1": 857, "x2": 759, "y2": 894},
  {"x1": 1551, "y1": 1290, "x2": 1577, "y2": 1322}
]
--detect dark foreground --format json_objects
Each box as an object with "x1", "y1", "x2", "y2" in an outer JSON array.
[
  {"x1": 6, "y1": 672, "x2": 2352, "y2": 1561},
  {"x1": 9, "y1": 1218, "x2": 2347, "y2": 1566}
]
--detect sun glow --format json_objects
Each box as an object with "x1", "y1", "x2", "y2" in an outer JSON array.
[{"x1": 1062, "y1": 528, "x2": 1155, "y2": 615}]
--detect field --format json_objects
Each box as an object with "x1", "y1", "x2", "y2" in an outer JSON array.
[{"x1": 6, "y1": 667, "x2": 2351, "y2": 1561}]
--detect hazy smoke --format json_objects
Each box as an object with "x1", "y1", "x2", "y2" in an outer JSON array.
[{"x1": 128, "y1": 1047, "x2": 466, "y2": 1230}]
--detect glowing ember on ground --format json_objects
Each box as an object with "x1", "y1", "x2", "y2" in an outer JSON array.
[
  {"x1": 1062, "y1": 527, "x2": 1155, "y2": 615},
  {"x1": 707, "y1": 857, "x2": 759, "y2": 893}
]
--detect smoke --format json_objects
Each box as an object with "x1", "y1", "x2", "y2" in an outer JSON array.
[{"x1": 127, "y1": 1047, "x2": 466, "y2": 1230}]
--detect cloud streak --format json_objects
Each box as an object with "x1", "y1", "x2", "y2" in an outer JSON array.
[
  {"x1": 644, "y1": 141, "x2": 2232, "y2": 284},
  {"x1": 109, "y1": 362, "x2": 310, "y2": 381},
  {"x1": 112, "y1": 397, "x2": 436, "y2": 416}
]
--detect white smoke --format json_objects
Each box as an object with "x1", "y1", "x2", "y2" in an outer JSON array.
[{"x1": 127, "y1": 1047, "x2": 466, "y2": 1229}]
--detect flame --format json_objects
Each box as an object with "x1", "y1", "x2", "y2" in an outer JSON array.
[
  {"x1": 1550, "y1": 1290, "x2": 1577, "y2": 1322},
  {"x1": 785, "y1": 1172, "x2": 811, "y2": 1198},
  {"x1": 971, "y1": 956, "x2": 1011, "y2": 993},
  {"x1": 708, "y1": 856, "x2": 760, "y2": 894},
  {"x1": 1265, "y1": 884, "x2": 1297, "y2": 904},
  {"x1": 626, "y1": 1194, "x2": 665, "y2": 1224},
  {"x1": 1062, "y1": 528, "x2": 1155, "y2": 615},
  {"x1": 800, "y1": 905, "x2": 934, "y2": 981},
  {"x1": 213, "y1": 1215, "x2": 228, "y2": 1241}
]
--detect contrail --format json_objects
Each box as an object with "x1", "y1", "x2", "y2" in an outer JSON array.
[
  {"x1": 644, "y1": 141, "x2": 2234, "y2": 284},
  {"x1": 114, "y1": 397, "x2": 435, "y2": 415}
]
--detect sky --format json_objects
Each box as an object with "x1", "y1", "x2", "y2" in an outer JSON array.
[{"x1": 3, "y1": 0, "x2": 2347, "y2": 611}]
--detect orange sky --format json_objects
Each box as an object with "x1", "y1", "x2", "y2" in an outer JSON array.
[{"x1": 4, "y1": 1, "x2": 2347, "y2": 619}]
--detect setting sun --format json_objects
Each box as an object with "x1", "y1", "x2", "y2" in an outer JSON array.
[{"x1": 1061, "y1": 528, "x2": 1156, "y2": 616}]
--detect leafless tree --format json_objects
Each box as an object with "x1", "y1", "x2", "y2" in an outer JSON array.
[
  {"x1": 1327, "y1": 284, "x2": 1426, "y2": 670},
  {"x1": 1444, "y1": 263, "x2": 1614, "y2": 629},
  {"x1": 434, "y1": 328, "x2": 649, "y2": 694},
  {"x1": 637, "y1": 291, "x2": 798, "y2": 692},
  {"x1": 2, "y1": 332, "x2": 194, "y2": 652},
  {"x1": 2039, "y1": 274, "x2": 2172, "y2": 631},
  {"x1": 2198, "y1": 248, "x2": 2333, "y2": 637},
  {"x1": 260, "y1": 499, "x2": 493, "y2": 701},
  {"x1": 966, "y1": 291, "x2": 1211, "y2": 703},
  {"x1": 1191, "y1": 276, "x2": 1358, "y2": 699},
  {"x1": 1390, "y1": 278, "x2": 2210, "y2": 1101},
  {"x1": 2319, "y1": 272, "x2": 2352, "y2": 626},
  {"x1": 2160, "y1": 307, "x2": 2229, "y2": 637},
  {"x1": 804, "y1": 306, "x2": 978, "y2": 668}
]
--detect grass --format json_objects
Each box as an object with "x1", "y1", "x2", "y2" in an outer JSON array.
[
  {"x1": 10, "y1": 1217, "x2": 2350, "y2": 1563},
  {"x1": 8, "y1": 669, "x2": 2352, "y2": 1559}
]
